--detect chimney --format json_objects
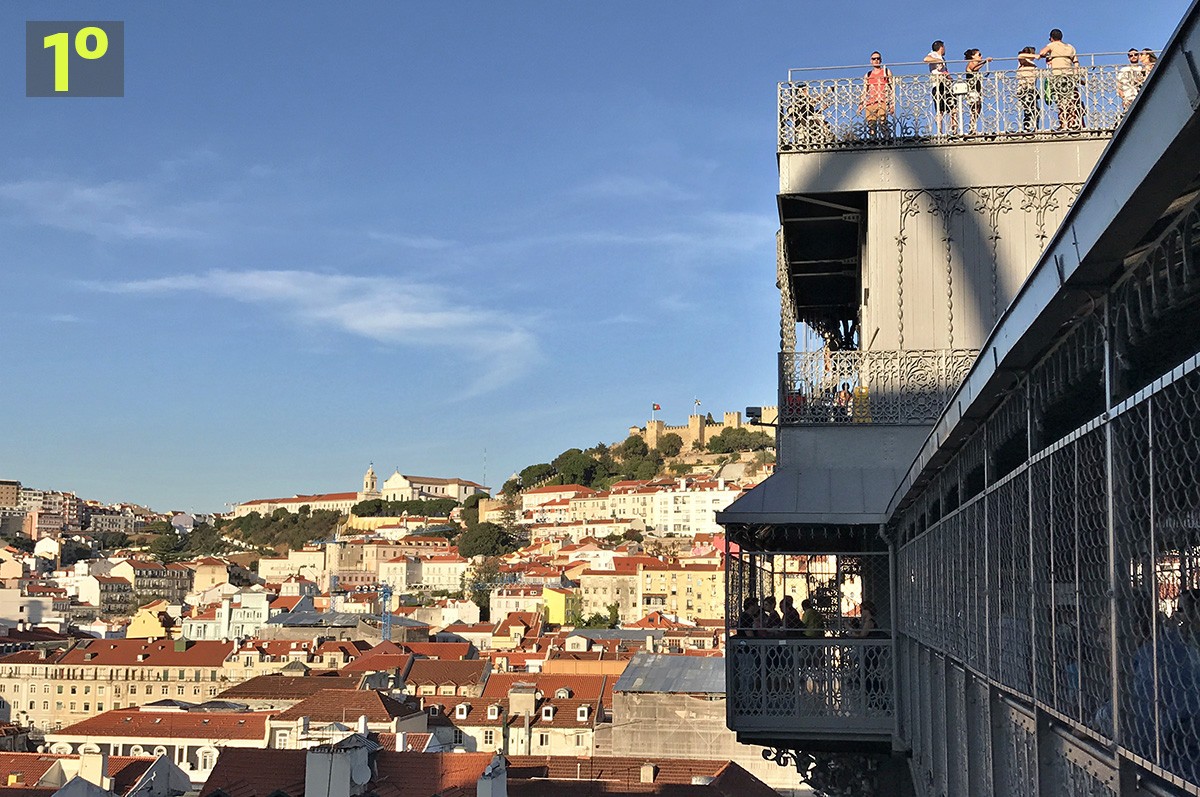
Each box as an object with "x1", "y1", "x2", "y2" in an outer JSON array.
[
  {"x1": 80, "y1": 752, "x2": 112, "y2": 790},
  {"x1": 640, "y1": 763, "x2": 657, "y2": 784},
  {"x1": 357, "y1": 714, "x2": 368, "y2": 735},
  {"x1": 476, "y1": 753, "x2": 507, "y2": 797},
  {"x1": 395, "y1": 731, "x2": 407, "y2": 751},
  {"x1": 646, "y1": 634, "x2": 655, "y2": 653}
]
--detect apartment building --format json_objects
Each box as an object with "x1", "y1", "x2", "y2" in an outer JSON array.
[
  {"x1": 637, "y1": 561, "x2": 724, "y2": 623},
  {"x1": 109, "y1": 560, "x2": 192, "y2": 604},
  {"x1": 0, "y1": 638, "x2": 240, "y2": 731}
]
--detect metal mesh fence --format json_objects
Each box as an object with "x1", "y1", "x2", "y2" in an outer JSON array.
[{"x1": 894, "y1": 364, "x2": 1200, "y2": 790}]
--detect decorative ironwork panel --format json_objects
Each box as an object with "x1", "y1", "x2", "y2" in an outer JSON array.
[
  {"x1": 780, "y1": 349, "x2": 978, "y2": 425},
  {"x1": 779, "y1": 66, "x2": 1124, "y2": 153},
  {"x1": 729, "y1": 638, "x2": 894, "y2": 736}
]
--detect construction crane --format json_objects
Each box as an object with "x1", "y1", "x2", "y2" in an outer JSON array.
[{"x1": 379, "y1": 583, "x2": 394, "y2": 642}]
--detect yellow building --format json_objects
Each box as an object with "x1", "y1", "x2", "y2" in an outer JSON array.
[
  {"x1": 124, "y1": 600, "x2": 180, "y2": 640},
  {"x1": 541, "y1": 587, "x2": 581, "y2": 625}
]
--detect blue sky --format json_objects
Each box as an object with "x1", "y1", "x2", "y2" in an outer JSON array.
[{"x1": 1, "y1": 2, "x2": 1190, "y2": 512}]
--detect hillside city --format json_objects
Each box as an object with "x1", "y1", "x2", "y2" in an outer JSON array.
[{"x1": 0, "y1": 410, "x2": 808, "y2": 796}]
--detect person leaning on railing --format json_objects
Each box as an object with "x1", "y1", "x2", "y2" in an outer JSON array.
[
  {"x1": 735, "y1": 596, "x2": 760, "y2": 637},
  {"x1": 1016, "y1": 47, "x2": 1041, "y2": 132}
]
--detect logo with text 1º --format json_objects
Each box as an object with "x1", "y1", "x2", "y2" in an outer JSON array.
[{"x1": 26, "y1": 21, "x2": 124, "y2": 97}]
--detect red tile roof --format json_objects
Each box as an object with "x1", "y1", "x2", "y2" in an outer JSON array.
[
  {"x1": 241, "y1": 492, "x2": 358, "y2": 506},
  {"x1": 0, "y1": 753, "x2": 155, "y2": 795},
  {"x1": 405, "y1": 659, "x2": 489, "y2": 688},
  {"x1": 217, "y1": 671, "x2": 364, "y2": 701},
  {"x1": 273, "y1": 689, "x2": 421, "y2": 723},
  {"x1": 200, "y1": 749, "x2": 492, "y2": 797},
  {"x1": 54, "y1": 708, "x2": 272, "y2": 740}
]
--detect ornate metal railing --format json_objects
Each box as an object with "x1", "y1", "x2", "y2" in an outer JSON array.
[
  {"x1": 729, "y1": 638, "x2": 894, "y2": 737},
  {"x1": 780, "y1": 349, "x2": 978, "y2": 425},
  {"x1": 780, "y1": 64, "x2": 1133, "y2": 152}
]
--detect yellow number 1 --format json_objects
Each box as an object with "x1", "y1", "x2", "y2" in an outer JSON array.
[
  {"x1": 42, "y1": 27, "x2": 108, "y2": 93},
  {"x1": 43, "y1": 32, "x2": 69, "y2": 92}
]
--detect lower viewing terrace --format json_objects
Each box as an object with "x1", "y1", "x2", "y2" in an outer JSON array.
[{"x1": 780, "y1": 57, "x2": 1136, "y2": 152}]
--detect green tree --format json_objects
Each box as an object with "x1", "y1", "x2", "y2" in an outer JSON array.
[
  {"x1": 519, "y1": 463, "x2": 555, "y2": 487},
  {"x1": 462, "y1": 556, "x2": 506, "y2": 621},
  {"x1": 555, "y1": 451, "x2": 598, "y2": 487},
  {"x1": 705, "y1": 427, "x2": 775, "y2": 454},
  {"x1": 461, "y1": 493, "x2": 487, "y2": 531},
  {"x1": 148, "y1": 533, "x2": 185, "y2": 564},
  {"x1": 457, "y1": 522, "x2": 515, "y2": 558},
  {"x1": 618, "y1": 435, "x2": 648, "y2": 459},
  {"x1": 656, "y1": 433, "x2": 684, "y2": 457}
]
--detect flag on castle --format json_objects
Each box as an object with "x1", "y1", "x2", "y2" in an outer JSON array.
[{"x1": 652, "y1": 403, "x2": 661, "y2": 411}]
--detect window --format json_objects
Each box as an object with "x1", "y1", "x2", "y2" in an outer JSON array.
[
  {"x1": 454, "y1": 704, "x2": 468, "y2": 719},
  {"x1": 43, "y1": 685, "x2": 49, "y2": 694},
  {"x1": 538, "y1": 732, "x2": 549, "y2": 747},
  {"x1": 69, "y1": 702, "x2": 75, "y2": 711},
  {"x1": 129, "y1": 685, "x2": 137, "y2": 695},
  {"x1": 177, "y1": 686, "x2": 185, "y2": 695},
  {"x1": 56, "y1": 686, "x2": 63, "y2": 695},
  {"x1": 483, "y1": 730, "x2": 495, "y2": 746},
  {"x1": 577, "y1": 706, "x2": 589, "y2": 721},
  {"x1": 541, "y1": 706, "x2": 554, "y2": 720},
  {"x1": 161, "y1": 686, "x2": 168, "y2": 695},
  {"x1": 452, "y1": 729, "x2": 464, "y2": 746},
  {"x1": 487, "y1": 705, "x2": 500, "y2": 720},
  {"x1": 98, "y1": 687, "x2": 104, "y2": 695},
  {"x1": 97, "y1": 703, "x2": 103, "y2": 712},
  {"x1": 575, "y1": 734, "x2": 584, "y2": 747},
  {"x1": 83, "y1": 703, "x2": 89, "y2": 711}
]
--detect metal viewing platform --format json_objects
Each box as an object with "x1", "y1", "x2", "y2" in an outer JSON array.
[{"x1": 779, "y1": 57, "x2": 1137, "y2": 152}]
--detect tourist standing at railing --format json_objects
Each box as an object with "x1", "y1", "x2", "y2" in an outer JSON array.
[
  {"x1": 736, "y1": 596, "x2": 760, "y2": 637},
  {"x1": 801, "y1": 598, "x2": 825, "y2": 638},
  {"x1": 1016, "y1": 47, "x2": 1041, "y2": 132},
  {"x1": 1118, "y1": 48, "x2": 1147, "y2": 109},
  {"x1": 1039, "y1": 29, "x2": 1082, "y2": 130},
  {"x1": 780, "y1": 595, "x2": 802, "y2": 633},
  {"x1": 963, "y1": 49, "x2": 992, "y2": 134},
  {"x1": 756, "y1": 595, "x2": 783, "y2": 634},
  {"x1": 925, "y1": 41, "x2": 957, "y2": 135},
  {"x1": 1142, "y1": 49, "x2": 1159, "y2": 71},
  {"x1": 861, "y1": 52, "x2": 895, "y2": 140}
]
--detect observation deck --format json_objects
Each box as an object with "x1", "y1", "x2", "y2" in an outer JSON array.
[{"x1": 778, "y1": 58, "x2": 1129, "y2": 153}]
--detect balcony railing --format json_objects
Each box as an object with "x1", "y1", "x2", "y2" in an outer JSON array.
[
  {"x1": 780, "y1": 62, "x2": 1134, "y2": 152},
  {"x1": 729, "y1": 637, "x2": 894, "y2": 737},
  {"x1": 780, "y1": 349, "x2": 978, "y2": 425}
]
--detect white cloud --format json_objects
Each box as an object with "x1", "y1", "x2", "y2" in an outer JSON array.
[
  {"x1": 0, "y1": 178, "x2": 210, "y2": 240},
  {"x1": 90, "y1": 269, "x2": 539, "y2": 396},
  {"x1": 365, "y1": 231, "x2": 457, "y2": 250}
]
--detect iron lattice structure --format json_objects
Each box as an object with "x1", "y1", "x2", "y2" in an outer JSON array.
[{"x1": 889, "y1": 192, "x2": 1200, "y2": 794}]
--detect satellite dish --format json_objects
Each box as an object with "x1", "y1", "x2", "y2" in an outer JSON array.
[{"x1": 351, "y1": 758, "x2": 372, "y2": 785}]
